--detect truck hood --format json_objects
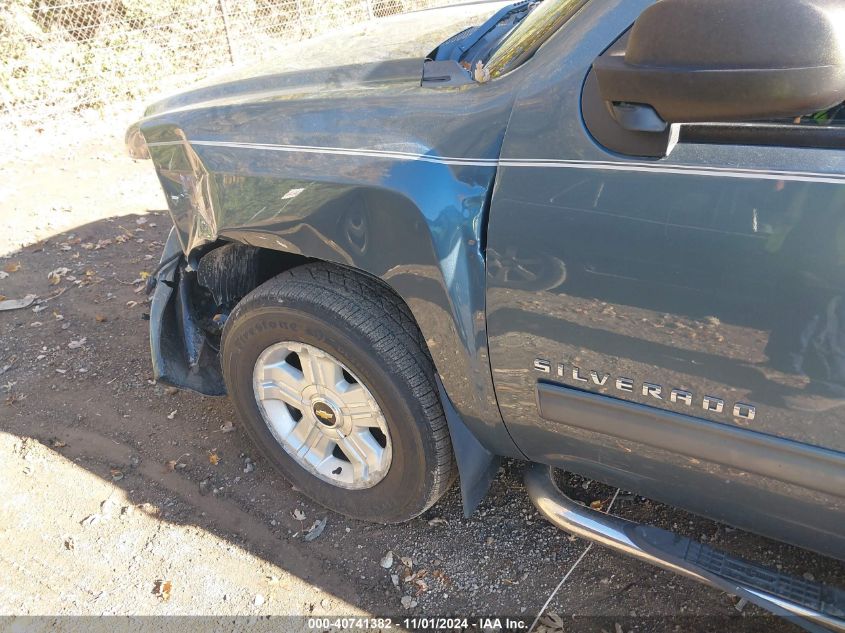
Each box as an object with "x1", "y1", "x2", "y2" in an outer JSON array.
[{"x1": 141, "y1": 1, "x2": 509, "y2": 117}]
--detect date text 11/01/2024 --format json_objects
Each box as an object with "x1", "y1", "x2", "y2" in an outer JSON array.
[
  {"x1": 306, "y1": 617, "x2": 528, "y2": 630},
  {"x1": 533, "y1": 359, "x2": 757, "y2": 421}
]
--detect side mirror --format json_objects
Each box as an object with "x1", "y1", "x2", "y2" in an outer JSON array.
[{"x1": 593, "y1": 0, "x2": 845, "y2": 132}]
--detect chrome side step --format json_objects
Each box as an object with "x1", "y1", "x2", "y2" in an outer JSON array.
[{"x1": 524, "y1": 463, "x2": 845, "y2": 633}]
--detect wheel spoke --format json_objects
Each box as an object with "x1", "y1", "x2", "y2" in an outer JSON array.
[
  {"x1": 294, "y1": 418, "x2": 325, "y2": 458},
  {"x1": 302, "y1": 434, "x2": 335, "y2": 466},
  {"x1": 337, "y1": 382, "x2": 370, "y2": 407},
  {"x1": 336, "y1": 435, "x2": 368, "y2": 481},
  {"x1": 337, "y1": 383, "x2": 381, "y2": 427},
  {"x1": 301, "y1": 348, "x2": 343, "y2": 391},
  {"x1": 352, "y1": 430, "x2": 384, "y2": 467},
  {"x1": 257, "y1": 381, "x2": 302, "y2": 408},
  {"x1": 340, "y1": 383, "x2": 387, "y2": 431},
  {"x1": 347, "y1": 409, "x2": 382, "y2": 431},
  {"x1": 338, "y1": 431, "x2": 384, "y2": 482},
  {"x1": 286, "y1": 414, "x2": 316, "y2": 445},
  {"x1": 260, "y1": 362, "x2": 306, "y2": 407}
]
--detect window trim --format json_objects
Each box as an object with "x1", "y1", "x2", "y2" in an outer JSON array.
[{"x1": 681, "y1": 123, "x2": 845, "y2": 151}]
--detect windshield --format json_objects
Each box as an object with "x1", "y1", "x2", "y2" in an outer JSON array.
[{"x1": 485, "y1": 0, "x2": 588, "y2": 78}]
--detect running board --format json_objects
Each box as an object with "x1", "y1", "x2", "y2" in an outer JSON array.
[{"x1": 524, "y1": 463, "x2": 845, "y2": 633}]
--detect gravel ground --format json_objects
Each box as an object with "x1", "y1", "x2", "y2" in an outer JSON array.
[{"x1": 2, "y1": 7, "x2": 843, "y2": 633}]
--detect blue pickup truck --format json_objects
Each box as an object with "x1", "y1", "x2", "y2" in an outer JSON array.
[{"x1": 127, "y1": 0, "x2": 845, "y2": 628}]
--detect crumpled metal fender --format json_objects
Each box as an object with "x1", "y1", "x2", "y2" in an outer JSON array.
[
  {"x1": 150, "y1": 140, "x2": 522, "y2": 460},
  {"x1": 137, "y1": 65, "x2": 531, "y2": 514},
  {"x1": 137, "y1": 75, "x2": 529, "y2": 463}
]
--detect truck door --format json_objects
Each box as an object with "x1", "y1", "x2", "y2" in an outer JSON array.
[{"x1": 485, "y1": 4, "x2": 845, "y2": 469}]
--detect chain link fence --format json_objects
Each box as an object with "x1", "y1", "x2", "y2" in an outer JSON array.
[{"x1": 1, "y1": 0, "x2": 453, "y2": 129}]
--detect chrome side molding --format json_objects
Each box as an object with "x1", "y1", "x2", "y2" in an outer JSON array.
[{"x1": 524, "y1": 463, "x2": 845, "y2": 633}]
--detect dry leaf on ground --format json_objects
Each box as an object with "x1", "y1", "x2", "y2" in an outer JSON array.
[
  {"x1": 153, "y1": 579, "x2": 172, "y2": 601},
  {"x1": 47, "y1": 267, "x2": 70, "y2": 285}
]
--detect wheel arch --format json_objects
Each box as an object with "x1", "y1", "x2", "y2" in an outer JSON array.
[
  {"x1": 145, "y1": 133, "x2": 522, "y2": 458},
  {"x1": 196, "y1": 233, "x2": 521, "y2": 461},
  {"x1": 151, "y1": 228, "x2": 514, "y2": 513},
  {"x1": 151, "y1": 221, "x2": 521, "y2": 451}
]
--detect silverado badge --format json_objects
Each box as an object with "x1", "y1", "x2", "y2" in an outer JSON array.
[{"x1": 534, "y1": 359, "x2": 756, "y2": 420}]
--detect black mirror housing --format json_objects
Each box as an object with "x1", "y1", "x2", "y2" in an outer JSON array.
[{"x1": 594, "y1": 0, "x2": 845, "y2": 126}]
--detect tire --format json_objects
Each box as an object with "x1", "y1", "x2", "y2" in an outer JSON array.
[{"x1": 221, "y1": 262, "x2": 456, "y2": 523}]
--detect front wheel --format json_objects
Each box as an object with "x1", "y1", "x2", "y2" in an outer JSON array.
[{"x1": 221, "y1": 263, "x2": 456, "y2": 523}]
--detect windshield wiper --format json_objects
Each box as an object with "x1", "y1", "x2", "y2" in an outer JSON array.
[
  {"x1": 429, "y1": 1, "x2": 537, "y2": 64},
  {"x1": 422, "y1": 0, "x2": 539, "y2": 88}
]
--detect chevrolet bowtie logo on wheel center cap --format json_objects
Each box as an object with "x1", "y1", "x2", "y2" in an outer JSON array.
[{"x1": 312, "y1": 400, "x2": 339, "y2": 427}]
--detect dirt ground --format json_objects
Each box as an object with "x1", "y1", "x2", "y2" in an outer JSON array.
[{"x1": 1, "y1": 9, "x2": 843, "y2": 633}]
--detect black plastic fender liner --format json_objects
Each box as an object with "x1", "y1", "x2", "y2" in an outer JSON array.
[
  {"x1": 525, "y1": 463, "x2": 845, "y2": 633},
  {"x1": 149, "y1": 228, "x2": 226, "y2": 396},
  {"x1": 149, "y1": 228, "x2": 182, "y2": 383},
  {"x1": 436, "y1": 376, "x2": 500, "y2": 517},
  {"x1": 196, "y1": 242, "x2": 262, "y2": 308}
]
